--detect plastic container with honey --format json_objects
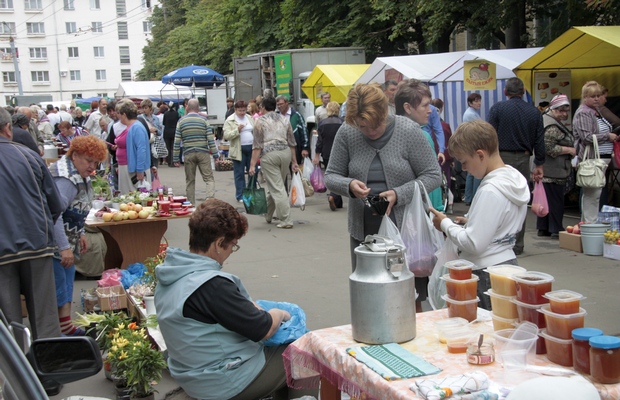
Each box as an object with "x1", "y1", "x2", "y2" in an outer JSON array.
[
  {"x1": 538, "y1": 305, "x2": 586, "y2": 340},
  {"x1": 484, "y1": 290, "x2": 518, "y2": 319},
  {"x1": 484, "y1": 265, "x2": 526, "y2": 296},
  {"x1": 467, "y1": 342, "x2": 495, "y2": 365},
  {"x1": 491, "y1": 313, "x2": 518, "y2": 331},
  {"x1": 445, "y1": 329, "x2": 478, "y2": 354},
  {"x1": 442, "y1": 295, "x2": 479, "y2": 322},
  {"x1": 434, "y1": 318, "x2": 469, "y2": 343},
  {"x1": 543, "y1": 290, "x2": 585, "y2": 315},
  {"x1": 590, "y1": 336, "x2": 620, "y2": 384},
  {"x1": 539, "y1": 329, "x2": 573, "y2": 367},
  {"x1": 441, "y1": 274, "x2": 479, "y2": 301},
  {"x1": 572, "y1": 327, "x2": 603, "y2": 375},
  {"x1": 512, "y1": 271, "x2": 554, "y2": 304},
  {"x1": 445, "y1": 259, "x2": 475, "y2": 280}
]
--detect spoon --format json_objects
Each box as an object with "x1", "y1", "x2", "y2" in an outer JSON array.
[{"x1": 476, "y1": 334, "x2": 484, "y2": 355}]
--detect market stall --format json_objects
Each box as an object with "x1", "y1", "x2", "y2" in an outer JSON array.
[{"x1": 301, "y1": 64, "x2": 371, "y2": 105}]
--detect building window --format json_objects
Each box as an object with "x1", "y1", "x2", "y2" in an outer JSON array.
[
  {"x1": 2, "y1": 71, "x2": 16, "y2": 83},
  {"x1": 27, "y1": 22, "x2": 45, "y2": 35},
  {"x1": 117, "y1": 22, "x2": 128, "y2": 39},
  {"x1": 24, "y1": 0, "x2": 42, "y2": 10},
  {"x1": 141, "y1": 0, "x2": 151, "y2": 8},
  {"x1": 142, "y1": 21, "x2": 152, "y2": 33},
  {"x1": 91, "y1": 22, "x2": 102, "y2": 33},
  {"x1": 90, "y1": 0, "x2": 100, "y2": 9},
  {"x1": 29, "y1": 47, "x2": 47, "y2": 59},
  {"x1": 68, "y1": 47, "x2": 79, "y2": 58},
  {"x1": 71, "y1": 93, "x2": 82, "y2": 99},
  {"x1": 93, "y1": 46, "x2": 104, "y2": 58},
  {"x1": 66, "y1": 22, "x2": 77, "y2": 34},
  {"x1": 0, "y1": 0, "x2": 13, "y2": 10},
  {"x1": 96, "y1": 92, "x2": 107, "y2": 97},
  {"x1": 63, "y1": 0, "x2": 74, "y2": 10},
  {"x1": 31, "y1": 70, "x2": 49, "y2": 82},
  {"x1": 95, "y1": 69, "x2": 106, "y2": 81},
  {"x1": 116, "y1": 0, "x2": 126, "y2": 17},
  {"x1": 119, "y1": 46, "x2": 130, "y2": 64},
  {"x1": 0, "y1": 47, "x2": 18, "y2": 60},
  {"x1": 120, "y1": 69, "x2": 131, "y2": 81},
  {"x1": 0, "y1": 23, "x2": 15, "y2": 35},
  {"x1": 70, "y1": 70, "x2": 80, "y2": 81}
]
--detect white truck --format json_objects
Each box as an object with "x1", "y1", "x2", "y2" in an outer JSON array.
[{"x1": 233, "y1": 47, "x2": 366, "y2": 130}]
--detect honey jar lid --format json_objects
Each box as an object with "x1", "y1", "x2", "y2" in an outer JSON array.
[
  {"x1": 589, "y1": 335, "x2": 620, "y2": 350},
  {"x1": 572, "y1": 328, "x2": 603, "y2": 341}
]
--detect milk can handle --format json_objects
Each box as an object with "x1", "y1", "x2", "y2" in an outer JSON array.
[{"x1": 385, "y1": 249, "x2": 405, "y2": 279}]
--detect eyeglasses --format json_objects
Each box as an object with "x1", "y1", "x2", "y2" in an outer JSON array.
[{"x1": 231, "y1": 243, "x2": 240, "y2": 252}]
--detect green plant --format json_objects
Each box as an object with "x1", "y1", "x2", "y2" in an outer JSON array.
[{"x1": 95, "y1": 312, "x2": 132, "y2": 352}]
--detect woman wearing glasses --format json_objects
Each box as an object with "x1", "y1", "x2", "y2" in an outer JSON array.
[
  {"x1": 49, "y1": 135, "x2": 108, "y2": 336},
  {"x1": 155, "y1": 199, "x2": 316, "y2": 400}
]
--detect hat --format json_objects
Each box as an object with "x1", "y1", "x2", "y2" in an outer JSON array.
[
  {"x1": 168, "y1": 101, "x2": 174, "y2": 107},
  {"x1": 549, "y1": 94, "x2": 570, "y2": 110}
]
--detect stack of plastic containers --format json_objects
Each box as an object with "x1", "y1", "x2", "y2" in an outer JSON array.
[
  {"x1": 483, "y1": 265, "x2": 526, "y2": 331},
  {"x1": 440, "y1": 260, "x2": 479, "y2": 322},
  {"x1": 537, "y1": 289, "x2": 587, "y2": 367}
]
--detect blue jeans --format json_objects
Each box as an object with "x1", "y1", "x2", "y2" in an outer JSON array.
[
  {"x1": 464, "y1": 173, "x2": 481, "y2": 203},
  {"x1": 233, "y1": 145, "x2": 253, "y2": 200},
  {"x1": 53, "y1": 258, "x2": 75, "y2": 307}
]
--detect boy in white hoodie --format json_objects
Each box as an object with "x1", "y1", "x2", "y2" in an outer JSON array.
[{"x1": 430, "y1": 120, "x2": 529, "y2": 310}]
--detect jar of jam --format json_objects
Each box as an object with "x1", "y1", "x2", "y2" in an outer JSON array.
[
  {"x1": 572, "y1": 327, "x2": 603, "y2": 375},
  {"x1": 467, "y1": 343, "x2": 495, "y2": 365},
  {"x1": 590, "y1": 335, "x2": 620, "y2": 384}
]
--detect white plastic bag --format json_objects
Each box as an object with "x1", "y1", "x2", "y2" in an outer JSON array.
[
  {"x1": 134, "y1": 178, "x2": 151, "y2": 191},
  {"x1": 428, "y1": 240, "x2": 458, "y2": 310},
  {"x1": 302, "y1": 157, "x2": 314, "y2": 181},
  {"x1": 289, "y1": 171, "x2": 306, "y2": 209},
  {"x1": 378, "y1": 215, "x2": 405, "y2": 247},
  {"x1": 401, "y1": 181, "x2": 444, "y2": 277}
]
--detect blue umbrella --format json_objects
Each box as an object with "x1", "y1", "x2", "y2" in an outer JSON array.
[{"x1": 161, "y1": 65, "x2": 225, "y2": 87}]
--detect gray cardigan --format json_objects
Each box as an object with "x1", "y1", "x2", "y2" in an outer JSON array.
[{"x1": 325, "y1": 115, "x2": 442, "y2": 241}]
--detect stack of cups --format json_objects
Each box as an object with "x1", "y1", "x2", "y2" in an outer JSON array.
[
  {"x1": 537, "y1": 289, "x2": 587, "y2": 366},
  {"x1": 483, "y1": 265, "x2": 526, "y2": 330},
  {"x1": 440, "y1": 260, "x2": 479, "y2": 322}
]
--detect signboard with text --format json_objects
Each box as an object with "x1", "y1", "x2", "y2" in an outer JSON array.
[
  {"x1": 464, "y1": 60, "x2": 496, "y2": 91},
  {"x1": 274, "y1": 53, "x2": 292, "y2": 98}
]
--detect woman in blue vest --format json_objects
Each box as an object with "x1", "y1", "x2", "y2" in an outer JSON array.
[{"x1": 155, "y1": 199, "x2": 317, "y2": 400}]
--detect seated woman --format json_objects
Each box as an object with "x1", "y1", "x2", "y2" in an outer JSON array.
[
  {"x1": 155, "y1": 199, "x2": 317, "y2": 400},
  {"x1": 56, "y1": 121, "x2": 85, "y2": 146}
]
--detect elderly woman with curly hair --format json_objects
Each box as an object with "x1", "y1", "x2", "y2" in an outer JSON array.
[
  {"x1": 49, "y1": 135, "x2": 108, "y2": 336},
  {"x1": 155, "y1": 199, "x2": 317, "y2": 400},
  {"x1": 115, "y1": 99, "x2": 150, "y2": 194}
]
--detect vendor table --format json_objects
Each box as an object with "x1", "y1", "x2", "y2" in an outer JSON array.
[
  {"x1": 86, "y1": 214, "x2": 191, "y2": 269},
  {"x1": 283, "y1": 309, "x2": 620, "y2": 400}
]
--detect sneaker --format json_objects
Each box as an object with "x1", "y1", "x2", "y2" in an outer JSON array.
[
  {"x1": 328, "y1": 195, "x2": 337, "y2": 211},
  {"x1": 237, "y1": 199, "x2": 244, "y2": 203},
  {"x1": 276, "y1": 222, "x2": 293, "y2": 229},
  {"x1": 63, "y1": 327, "x2": 86, "y2": 337},
  {"x1": 537, "y1": 230, "x2": 551, "y2": 237},
  {"x1": 550, "y1": 233, "x2": 560, "y2": 239}
]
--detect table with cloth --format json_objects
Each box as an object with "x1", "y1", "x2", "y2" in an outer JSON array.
[{"x1": 282, "y1": 309, "x2": 620, "y2": 400}]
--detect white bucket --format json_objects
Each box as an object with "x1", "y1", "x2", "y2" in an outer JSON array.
[{"x1": 580, "y1": 224, "x2": 609, "y2": 256}]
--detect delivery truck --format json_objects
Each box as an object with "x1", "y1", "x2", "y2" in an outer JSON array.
[{"x1": 233, "y1": 47, "x2": 366, "y2": 128}]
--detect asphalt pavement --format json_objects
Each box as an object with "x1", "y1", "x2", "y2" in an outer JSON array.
[{"x1": 51, "y1": 163, "x2": 620, "y2": 399}]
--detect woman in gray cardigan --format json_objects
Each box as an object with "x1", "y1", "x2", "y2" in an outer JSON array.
[{"x1": 325, "y1": 83, "x2": 442, "y2": 270}]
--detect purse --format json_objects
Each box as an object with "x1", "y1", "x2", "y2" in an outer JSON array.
[
  {"x1": 576, "y1": 135, "x2": 608, "y2": 188},
  {"x1": 242, "y1": 173, "x2": 267, "y2": 215}
]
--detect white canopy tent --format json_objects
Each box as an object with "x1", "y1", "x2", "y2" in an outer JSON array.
[
  {"x1": 356, "y1": 48, "x2": 542, "y2": 129},
  {"x1": 115, "y1": 81, "x2": 193, "y2": 102}
]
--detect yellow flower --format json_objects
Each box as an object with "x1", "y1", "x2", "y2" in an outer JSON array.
[
  {"x1": 110, "y1": 345, "x2": 118, "y2": 352},
  {"x1": 118, "y1": 350, "x2": 128, "y2": 360}
]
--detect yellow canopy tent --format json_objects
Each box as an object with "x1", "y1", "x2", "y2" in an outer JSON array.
[
  {"x1": 515, "y1": 26, "x2": 620, "y2": 98},
  {"x1": 302, "y1": 64, "x2": 370, "y2": 106}
]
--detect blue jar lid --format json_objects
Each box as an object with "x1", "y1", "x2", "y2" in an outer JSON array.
[
  {"x1": 572, "y1": 327, "x2": 604, "y2": 341},
  {"x1": 589, "y1": 335, "x2": 620, "y2": 350}
]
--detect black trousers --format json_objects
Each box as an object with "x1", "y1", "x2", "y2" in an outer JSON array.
[{"x1": 536, "y1": 182, "x2": 565, "y2": 234}]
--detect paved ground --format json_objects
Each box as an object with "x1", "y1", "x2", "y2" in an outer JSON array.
[{"x1": 51, "y1": 164, "x2": 620, "y2": 399}]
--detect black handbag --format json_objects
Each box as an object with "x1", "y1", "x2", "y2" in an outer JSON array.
[{"x1": 242, "y1": 174, "x2": 267, "y2": 215}]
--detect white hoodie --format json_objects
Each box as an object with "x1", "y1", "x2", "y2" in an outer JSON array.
[{"x1": 440, "y1": 165, "x2": 529, "y2": 268}]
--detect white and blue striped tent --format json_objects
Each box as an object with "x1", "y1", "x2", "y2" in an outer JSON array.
[{"x1": 356, "y1": 48, "x2": 542, "y2": 130}]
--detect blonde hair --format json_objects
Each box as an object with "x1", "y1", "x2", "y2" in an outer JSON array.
[
  {"x1": 326, "y1": 101, "x2": 340, "y2": 117},
  {"x1": 449, "y1": 120, "x2": 498, "y2": 157},
  {"x1": 345, "y1": 83, "x2": 388, "y2": 129},
  {"x1": 581, "y1": 81, "x2": 602, "y2": 104}
]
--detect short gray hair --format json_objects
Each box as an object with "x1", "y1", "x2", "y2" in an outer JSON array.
[
  {"x1": 187, "y1": 98, "x2": 200, "y2": 112},
  {"x1": 275, "y1": 95, "x2": 289, "y2": 104}
]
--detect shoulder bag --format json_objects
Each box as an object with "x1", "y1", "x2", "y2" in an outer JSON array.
[{"x1": 576, "y1": 135, "x2": 608, "y2": 188}]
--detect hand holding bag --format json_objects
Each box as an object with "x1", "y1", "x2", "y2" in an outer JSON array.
[
  {"x1": 576, "y1": 135, "x2": 608, "y2": 188},
  {"x1": 531, "y1": 181, "x2": 549, "y2": 217},
  {"x1": 242, "y1": 173, "x2": 267, "y2": 215}
]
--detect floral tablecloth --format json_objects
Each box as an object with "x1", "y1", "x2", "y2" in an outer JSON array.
[{"x1": 282, "y1": 309, "x2": 620, "y2": 400}]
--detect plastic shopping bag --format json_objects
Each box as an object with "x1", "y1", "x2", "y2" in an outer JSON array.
[
  {"x1": 378, "y1": 214, "x2": 405, "y2": 248},
  {"x1": 256, "y1": 300, "x2": 309, "y2": 346},
  {"x1": 151, "y1": 171, "x2": 162, "y2": 191},
  {"x1": 428, "y1": 240, "x2": 458, "y2": 310},
  {"x1": 289, "y1": 171, "x2": 306, "y2": 209},
  {"x1": 302, "y1": 157, "x2": 314, "y2": 181},
  {"x1": 310, "y1": 166, "x2": 327, "y2": 193},
  {"x1": 531, "y1": 181, "x2": 549, "y2": 217},
  {"x1": 401, "y1": 182, "x2": 444, "y2": 277}
]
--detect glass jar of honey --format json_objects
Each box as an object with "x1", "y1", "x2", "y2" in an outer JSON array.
[
  {"x1": 572, "y1": 328, "x2": 603, "y2": 375},
  {"x1": 590, "y1": 336, "x2": 620, "y2": 384}
]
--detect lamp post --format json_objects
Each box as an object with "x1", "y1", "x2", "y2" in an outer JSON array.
[{"x1": 2, "y1": 22, "x2": 23, "y2": 95}]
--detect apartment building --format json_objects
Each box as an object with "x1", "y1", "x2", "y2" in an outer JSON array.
[{"x1": 0, "y1": 0, "x2": 158, "y2": 106}]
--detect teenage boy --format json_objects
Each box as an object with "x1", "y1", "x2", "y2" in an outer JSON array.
[{"x1": 429, "y1": 119, "x2": 529, "y2": 310}]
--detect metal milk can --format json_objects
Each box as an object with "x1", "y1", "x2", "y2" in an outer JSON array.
[{"x1": 350, "y1": 235, "x2": 416, "y2": 344}]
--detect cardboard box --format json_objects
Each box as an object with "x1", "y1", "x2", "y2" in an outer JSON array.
[
  {"x1": 96, "y1": 286, "x2": 128, "y2": 311},
  {"x1": 559, "y1": 231, "x2": 583, "y2": 253},
  {"x1": 604, "y1": 243, "x2": 620, "y2": 260}
]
